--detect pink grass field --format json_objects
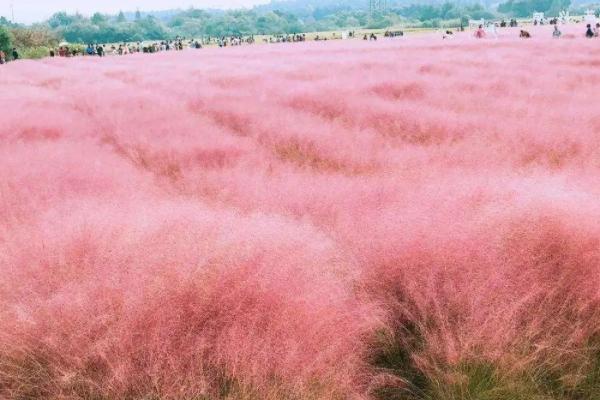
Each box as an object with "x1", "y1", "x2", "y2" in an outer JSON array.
[{"x1": 2, "y1": 25, "x2": 600, "y2": 399}]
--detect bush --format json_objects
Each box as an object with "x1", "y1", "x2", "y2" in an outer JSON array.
[
  {"x1": 10, "y1": 27, "x2": 60, "y2": 48},
  {"x1": 421, "y1": 18, "x2": 441, "y2": 28},
  {"x1": 18, "y1": 46, "x2": 51, "y2": 59}
]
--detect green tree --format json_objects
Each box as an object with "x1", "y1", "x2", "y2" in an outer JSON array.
[
  {"x1": 48, "y1": 12, "x2": 78, "y2": 28},
  {"x1": 0, "y1": 16, "x2": 16, "y2": 27},
  {"x1": 547, "y1": 0, "x2": 571, "y2": 16},
  {"x1": 91, "y1": 12, "x2": 107, "y2": 25},
  {"x1": 136, "y1": 16, "x2": 169, "y2": 40},
  {"x1": 498, "y1": 0, "x2": 569, "y2": 17},
  {"x1": 135, "y1": 9, "x2": 142, "y2": 21},
  {"x1": 0, "y1": 25, "x2": 12, "y2": 54}
]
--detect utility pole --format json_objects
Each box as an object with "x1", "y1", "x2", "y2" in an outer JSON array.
[{"x1": 369, "y1": 0, "x2": 388, "y2": 15}]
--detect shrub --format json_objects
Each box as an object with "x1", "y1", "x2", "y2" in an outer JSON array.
[{"x1": 18, "y1": 46, "x2": 51, "y2": 59}]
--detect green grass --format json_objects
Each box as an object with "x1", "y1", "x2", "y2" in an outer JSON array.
[{"x1": 370, "y1": 326, "x2": 600, "y2": 400}]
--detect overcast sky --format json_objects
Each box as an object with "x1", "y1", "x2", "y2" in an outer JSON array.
[{"x1": 0, "y1": 0, "x2": 271, "y2": 23}]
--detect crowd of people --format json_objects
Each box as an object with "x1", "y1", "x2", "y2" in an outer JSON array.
[
  {"x1": 473, "y1": 20, "x2": 600, "y2": 39},
  {"x1": 47, "y1": 38, "x2": 204, "y2": 58},
  {"x1": 215, "y1": 36, "x2": 255, "y2": 47},
  {"x1": 265, "y1": 34, "x2": 306, "y2": 43}
]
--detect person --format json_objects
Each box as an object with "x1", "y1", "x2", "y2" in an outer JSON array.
[
  {"x1": 370, "y1": 33, "x2": 377, "y2": 41},
  {"x1": 0, "y1": 50, "x2": 5, "y2": 64},
  {"x1": 11, "y1": 48, "x2": 18, "y2": 60},
  {"x1": 475, "y1": 25, "x2": 486, "y2": 38},
  {"x1": 586, "y1": 24, "x2": 594, "y2": 38},
  {"x1": 49, "y1": 49, "x2": 55, "y2": 57},
  {"x1": 595, "y1": 23, "x2": 600, "y2": 37},
  {"x1": 520, "y1": 30, "x2": 531, "y2": 38},
  {"x1": 96, "y1": 44, "x2": 104, "y2": 57},
  {"x1": 553, "y1": 25, "x2": 562, "y2": 38}
]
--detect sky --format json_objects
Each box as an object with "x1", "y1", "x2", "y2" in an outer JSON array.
[{"x1": 0, "y1": 0, "x2": 271, "y2": 23}]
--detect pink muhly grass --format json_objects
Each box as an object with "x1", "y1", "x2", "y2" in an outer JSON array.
[{"x1": 2, "y1": 25, "x2": 600, "y2": 398}]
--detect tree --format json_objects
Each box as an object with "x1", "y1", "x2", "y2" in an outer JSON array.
[
  {"x1": 117, "y1": 11, "x2": 126, "y2": 23},
  {"x1": 135, "y1": 9, "x2": 142, "y2": 21},
  {"x1": 0, "y1": 16, "x2": 16, "y2": 27},
  {"x1": 547, "y1": 0, "x2": 571, "y2": 16},
  {"x1": 91, "y1": 13, "x2": 107, "y2": 26},
  {"x1": 0, "y1": 26, "x2": 12, "y2": 54},
  {"x1": 136, "y1": 16, "x2": 169, "y2": 40},
  {"x1": 498, "y1": 0, "x2": 569, "y2": 17},
  {"x1": 48, "y1": 12, "x2": 77, "y2": 28},
  {"x1": 10, "y1": 27, "x2": 59, "y2": 48}
]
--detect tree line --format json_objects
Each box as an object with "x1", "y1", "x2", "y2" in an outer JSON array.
[{"x1": 0, "y1": 0, "x2": 590, "y2": 59}]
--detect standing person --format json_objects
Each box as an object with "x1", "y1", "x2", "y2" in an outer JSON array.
[
  {"x1": 595, "y1": 23, "x2": 600, "y2": 37},
  {"x1": 586, "y1": 24, "x2": 594, "y2": 38},
  {"x1": 11, "y1": 48, "x2": 19, "y2": 60},
  {"x1": 96, "y1": 44, "x2": 104, "y2": 57},
  {"x1": 0, "y1": 50, "x2": 5, "y2": 64},
  {"x1": 475, "y1": 25, "x2": 486, "y2": 38},
  {"x1": 553, "y1": 25, "x2": 562, "y2": 38}
]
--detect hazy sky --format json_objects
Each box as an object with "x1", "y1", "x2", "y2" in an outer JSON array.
[{"x1": 0, "y1": 0, "x2": 271, "y2": 23}]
